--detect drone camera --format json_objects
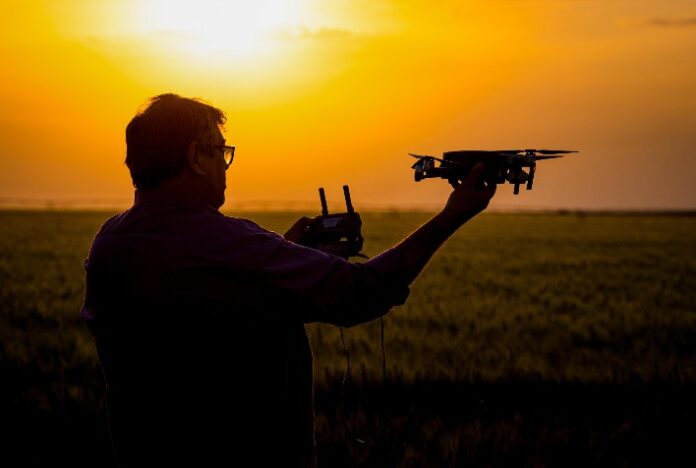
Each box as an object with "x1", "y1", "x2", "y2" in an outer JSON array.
[{"x1": 412, "y1": 158, "x2": 434, "y2": 181}]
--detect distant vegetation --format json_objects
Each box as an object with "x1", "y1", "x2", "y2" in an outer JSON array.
[{"x1": 1, "y1": 210, "x2": 695, "y2": 466}]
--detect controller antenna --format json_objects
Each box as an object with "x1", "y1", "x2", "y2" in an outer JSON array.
[
  {"x1": 343, "y1": 185, "x2": 354, "y2": 214},
  {"x1": 319, "y1": 187, "x2": 329, "y2": 216}
]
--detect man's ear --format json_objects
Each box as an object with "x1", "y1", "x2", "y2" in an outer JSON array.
[{"x1": 187, "y1": 141, "x2": 207, "y2": 176}]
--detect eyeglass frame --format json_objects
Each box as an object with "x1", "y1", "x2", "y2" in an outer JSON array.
[{"x1": 210, "y1": 144, "x2": 236, "y2": 169}]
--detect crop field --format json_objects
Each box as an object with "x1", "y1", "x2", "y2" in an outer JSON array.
[{"x1": 1, "y1": 210, "x2": 695, "y2": 466}]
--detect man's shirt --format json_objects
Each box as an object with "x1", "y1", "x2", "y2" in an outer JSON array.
[{"x1": 81, "y1": 199, "x2": 409, "y2": 466}]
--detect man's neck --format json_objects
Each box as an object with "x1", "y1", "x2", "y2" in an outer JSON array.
[{"x1": 134, "y1": 179, "x2": 215, "y2": 210}]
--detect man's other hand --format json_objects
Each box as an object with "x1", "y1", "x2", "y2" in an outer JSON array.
[
  {"x1": 439, "y1": 162, "x2": 497, "y2": 227},
  {"x1": 284, "y1": 216, "x2": 315, "y2": 243}
]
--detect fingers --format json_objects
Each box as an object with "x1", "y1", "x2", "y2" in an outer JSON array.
[
  {"x1": 295, "y1": 216, "x2": 315, "y2": 228},
  {"x1": 466, "y1": 162, "x2": 486, "y2": 186},
  {"x1": 452, "y1": 162, "x2": 484, "y2": 191},
  {"x1": 481, "y1": 181, "x2": 497, "y2": 203},
  {"x1": 476, "y1": 175, "x2": 497, "y2": 202},
  {"x1": 284, "y1": 216, "x2": 317, "y2": 243},
  {"x1": 451, "y1": 162, "x2": 487, "y2": 194},
  {"x1": 487, "y1": 180, "x2": 497, "y2": 198}
]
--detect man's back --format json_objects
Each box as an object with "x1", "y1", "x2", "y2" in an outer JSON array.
[{"x1": 83, "y1": 202, "x2": 316, "y2": 465}]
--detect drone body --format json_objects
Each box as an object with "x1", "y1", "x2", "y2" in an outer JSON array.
[{"x1": 410, "y1": 149, "x2": 577, "y2": 194}]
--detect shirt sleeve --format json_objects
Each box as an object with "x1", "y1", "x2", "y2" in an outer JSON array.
[{"x1": 227, "y1": 218, "x2": 411, "y2": 327}]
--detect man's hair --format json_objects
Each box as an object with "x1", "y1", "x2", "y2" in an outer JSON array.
[{"x1": 125, "y1": 93, "x2": 226, "y2": 190}]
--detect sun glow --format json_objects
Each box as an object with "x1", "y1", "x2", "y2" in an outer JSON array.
[
  {"x1": 3, "y1": 1, "x2": 694, "y2": 210},
  {"x1": 135, "y1": 0, "x2": 305, "y2": 58}
]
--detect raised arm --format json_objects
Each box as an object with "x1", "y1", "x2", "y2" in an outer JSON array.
[
  {"x1": 386, "y1": 162, "x2": 496, "y2": 285},
  {"x1": 261, "y1": 162, "x2": 496, "y2": 326}
]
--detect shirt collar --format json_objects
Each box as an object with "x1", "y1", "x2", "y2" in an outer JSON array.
[{"x1": 133, "y1": 190, "x2": 220, "y2": 214}]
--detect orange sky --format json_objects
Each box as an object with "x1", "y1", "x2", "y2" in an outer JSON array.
[{"x1": 1, "y1": 0, "x2": 694, "y2": 210}]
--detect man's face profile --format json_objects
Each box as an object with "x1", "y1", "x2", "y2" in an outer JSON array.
[{"x1": 195, "y1": 125, "x2": 228, "y2": 209}]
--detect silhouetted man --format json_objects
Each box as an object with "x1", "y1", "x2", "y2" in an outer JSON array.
[{"x1": 82, "y1": 93, "x2": 496, "y2": 467}]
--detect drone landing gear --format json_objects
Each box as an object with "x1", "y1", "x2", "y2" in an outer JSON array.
[{"x1": 526, "y1": 163, "x2": 536, "y2": 191}]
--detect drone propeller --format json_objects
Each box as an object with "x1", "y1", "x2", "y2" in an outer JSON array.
[
  {"x1": 534, "y1": 149, "x2": 578, "y2": 155},
  {"x1": 409, "y1": 153, "x2": 445, "y2": 163},
  {"x1": 496, "y1": 149, "x2": 577, "y2": 155},
  {"x1": 535, "y1": 155, "x2": 564, "y2": 160}
]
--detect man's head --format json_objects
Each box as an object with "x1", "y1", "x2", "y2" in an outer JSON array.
[{"x1": 125, "y1": 93, "x2": 229, "y2": 207}]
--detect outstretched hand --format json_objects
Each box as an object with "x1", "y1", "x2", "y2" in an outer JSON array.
[{"x1": 440, "y1": 162, "x2": 497, "y2": 227}]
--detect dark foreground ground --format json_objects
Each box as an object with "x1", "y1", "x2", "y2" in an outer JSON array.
[{"x1": 3, "y1": 377, "x2": 695, "y2": 467}]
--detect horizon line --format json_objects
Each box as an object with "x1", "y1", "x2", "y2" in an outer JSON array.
[
  {"x1": 0, "y1": 196, "x2": 694, "y2": 214},
  {"x1": 0, "y1": 199, "x2": 694, "y2": 216}
]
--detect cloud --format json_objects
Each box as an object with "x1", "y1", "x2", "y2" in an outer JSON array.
[{"x1": 648, "y1": 15, "x2": 696, "y2": 27}]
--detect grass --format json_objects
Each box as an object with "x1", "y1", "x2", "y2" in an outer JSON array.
[{"x1": 1, "y1": 210, "x2": 695, "y2": 466}]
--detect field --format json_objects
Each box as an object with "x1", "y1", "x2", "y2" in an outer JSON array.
[{"x1": 1, "y1": 210, "x2": 695, "y2": 466}]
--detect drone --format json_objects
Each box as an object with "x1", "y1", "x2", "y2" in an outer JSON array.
[{"x1": 410, "y1": 149, "x2": 577, "y2": 194}]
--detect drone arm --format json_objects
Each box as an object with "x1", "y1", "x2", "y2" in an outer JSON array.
[{"x1": 415, "y1": 166, "x2": 474, "y2": 182}]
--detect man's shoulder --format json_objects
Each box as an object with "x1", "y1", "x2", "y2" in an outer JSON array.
[
  {"x1": 95, "y1": 209, "x2": 131, "y2": 236},
  {"x1": 94, "y1": 205, "x2": 284, "y2": 249},
  {"x1": 210, "y1": 215, "x2": 288, "y2": 248},
  {"x1": 184, "y1": 210, "x2": 280, "y2": 238},
  {"x1": 221, "y1": 215, "x2": 274, "y2": 235}
]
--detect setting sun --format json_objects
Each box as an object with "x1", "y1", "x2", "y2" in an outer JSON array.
[{"x1": 134, "y1": 0, "x2": 304, "y2": 58}]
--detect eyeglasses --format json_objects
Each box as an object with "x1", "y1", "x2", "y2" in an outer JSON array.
[{"x1": 212, "y1": 145, "x2": 235, "y2": 169}]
